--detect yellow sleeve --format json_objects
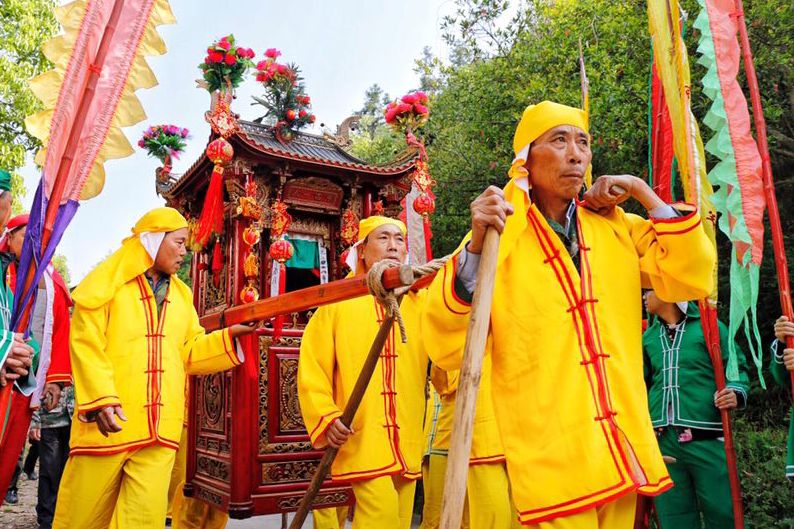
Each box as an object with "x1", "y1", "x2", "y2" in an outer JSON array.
[
  {"x1": 297, "y1": 305, "x2": 341, "y2": 449},
  {"x1": 70, "y1": 303, "x2": 121, "y2": 413},
  {"x1": 624, "y1": 209, "x2": 716, "y2": 301},
  {"x1": 184, "y1": 326, "x2": 242, "y2": 376},
  {"x1": 421, "y1": 253, "x2": 472, "y2": 372}
]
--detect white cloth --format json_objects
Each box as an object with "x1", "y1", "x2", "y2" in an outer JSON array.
[{"x1": 139, "y1": 232, "x2": 166, "y2": 261}]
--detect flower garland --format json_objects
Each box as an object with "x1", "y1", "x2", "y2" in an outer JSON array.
[
  {"x1": 199, "y1": 34, "x2": 255, "y2": 93},
  {"x1": 252, "y1": 48, "x2": 316, "y2": 143}
]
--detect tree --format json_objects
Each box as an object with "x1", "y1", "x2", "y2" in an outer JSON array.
[
  {"x1": 50, "y1": 254, "x2": 71, "y2": 288},
  {"x1": 0, "y1": 0, "x2": 58, "y2": 211},
  {"x1": 349, "y1": 85, "x2": 407, "y2": 165}
]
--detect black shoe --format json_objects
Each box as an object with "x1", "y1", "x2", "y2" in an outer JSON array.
[
  {"x1": 165, "y1": 517, "x2": 172, "y2": 526},
  {"x1": 5, "y1": 489, "x2": 18, "y2": 504},
  {"x1": 26, "y1": 470, "x2": 37, "y2": 480}
]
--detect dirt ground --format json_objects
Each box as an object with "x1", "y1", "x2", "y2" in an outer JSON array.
[{"x1": 0, "y1": 470, "x2": 38, "y2": 529}]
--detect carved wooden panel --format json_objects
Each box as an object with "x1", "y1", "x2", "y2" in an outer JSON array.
[
  {"x1": 276, "y1": 490, "x2": 352, "y2": 511},
  {"x1": 278, "y1": 357, "x2": 304, "y2": 433},
  {"x1": 283, "y1": 177, "x2": 343, "y2": 212}
]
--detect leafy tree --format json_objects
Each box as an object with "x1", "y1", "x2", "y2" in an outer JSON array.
[{"x1": 50, "y1": 254, "x2": 71, "y2": 287}]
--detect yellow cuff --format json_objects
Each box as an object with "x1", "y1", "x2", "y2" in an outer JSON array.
[{"x1": 78, "y1": 395, "x2": 121, "y2": 413}]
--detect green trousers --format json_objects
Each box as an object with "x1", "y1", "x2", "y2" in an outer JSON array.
[{"x1": 654, "y1": 428, "x2": 734, "y2": 529}]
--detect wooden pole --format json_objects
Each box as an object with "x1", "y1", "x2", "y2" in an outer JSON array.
[
  {"x1": 439, "y1": 228, "x2": 500, "y2": 529},
  {"x1": 732, "y1": 0, "x2": 794, "y2": 395},
  {"x1": 287, "y1": 302, "x2": 401, "y2": 529},
  {"x1": 200, "y1": 265, "x2": 431, "y2": 331},
  {"x1": 699, "y1": 301, "x2": 744, "y2": 528}
]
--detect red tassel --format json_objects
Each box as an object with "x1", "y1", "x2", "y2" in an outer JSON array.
[
  {"x1": 195, "y1": 166, "x2": 226, "y2": 248},
  {"x1": 423, "y1": 215, "x2": 433, "y2": 262},
  {"x1": 272, "y1": 263, "x2": 287, "y2": 342},
  {"x1": 211, "y1": 238, "x2": 223, "y2": 288}
]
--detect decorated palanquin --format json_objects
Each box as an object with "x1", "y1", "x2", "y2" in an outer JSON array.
[{"x1": 157, "y1": 120, "x2": 417, "y2": 518}]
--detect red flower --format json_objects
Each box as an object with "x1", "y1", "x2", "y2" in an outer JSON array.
[
  {"x1": 218, "y1": 39, "x2": 231, "y2": 51},
  {"x1": 396, "y1": 103, "x2": 412, "y2": 114},
  {"x1": 299, "y1": 109, "x2": 308, "y2": 118},
  {"x1": 414, "y1": 103, "x2": 429, "y2": 115},
  {"x1": 224, "y1": 54, "x2": 237, "y2": 65},
  {"x1": 236, "y1": 47, "x2": 246, "y2": 57},
  {"x1": 256, "y1": 60, "x2": 268, "y2": 70},
  {"x1": 309, "y1": 114, "x2": 316, "y2": 123},
  {"x1": 286, "y1": 109, "x2": 297, "y2": 121},
  {"x1": 265, "y1": 48, "x2": 281, "y2": 59},
  {"x1": 203, "y1": 56, "x2": 211, "y2": 64},
  {"x1": 385, "y1": 108, "x2": 398, "y2": 123},
  {"x1": 302, "y1": 95, "x2": 311, "y2": 105},
  {"x1": 401, "y1": 93, "x2": 418, "y2": 105},
  {"x1": 415, "y1": 90, "x2": 429, "y2": 103},
  {"x1": 276, "y1": 63, "x2": 288, "y2": 75},
  {"x1": 137, "y1": 139, "x2": 146, "y2": 148},
  {"x1": 246, "y1": 48, "x2": 255, "y2": 59},
  {"x1": 206, "y1": 47, "x2": 214, "y2": 54},
  {"x1": 208, "y1": 51, "x2": 224, "y2": 63}
]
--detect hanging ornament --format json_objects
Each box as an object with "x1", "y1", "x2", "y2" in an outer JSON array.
[
  {"x1": 269, "y1": 236, "x2": 294, "y2": 263},
  {"x1": 211, "y1": 237, "x2": 224, "y2": 288},
  {"x1": 372, "y1": 200, "x2": 385, "y2": 217},
  {"x1": 339, "y1": 206, "x2": 359, "y2": 247},
  {"x1": 413, "y1": 191, "x2": 436, "y2": 217},
  {"x1": 240, "y1": 280, "x2": 259, "y2": 304},
  {"x1": 195, "y1": 137, "x2": 234, "y2": 249}
]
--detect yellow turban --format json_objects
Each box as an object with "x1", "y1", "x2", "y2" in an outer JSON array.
[
  {"x1": 72, "y1": 207, "x2": 188, "y2": 309},
  {"x1": 345, "y1": 216, "x2": 407, "y2": 273},
  {"x1": 508, "y1": 101, "x2": 591, "y2": 185}
]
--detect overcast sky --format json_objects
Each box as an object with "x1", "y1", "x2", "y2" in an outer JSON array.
[{"x1": 19, "y1": 0, "x2": 456, "y2": 284}]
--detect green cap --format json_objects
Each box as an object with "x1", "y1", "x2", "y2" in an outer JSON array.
[{"x1": 0, "y1": 170, "x2": 11, "y2": 192}]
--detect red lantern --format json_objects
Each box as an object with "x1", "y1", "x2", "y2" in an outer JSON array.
[
  {"x1": 206, "y1": 137, "x2": 234, "y2": 165},
  {"x1": 242, "y1": 226, "x2": 261, "y2": 247},
  {"x1": 269, "y1": 237, "x2": 294, "y2": 263},
  {"x1": 413, "y1": 193, "x2": 436, "y2": 216},
  {"x1": 240, "y1": 284, "x2": 260, "y2": 304}
]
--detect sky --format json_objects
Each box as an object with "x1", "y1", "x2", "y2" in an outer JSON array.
[{"x1": 19, "y1": 0, "x2": 456, "y2": 284}]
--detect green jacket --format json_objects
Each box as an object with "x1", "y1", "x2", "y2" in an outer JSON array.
[
  {"x1": 643, "y1": 303, "x2": 749, "y2": 431},
  {"x1": 770, "y1": 340, "x2": 794, "y2": 478}
]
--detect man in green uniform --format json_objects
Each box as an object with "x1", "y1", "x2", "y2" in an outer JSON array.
[{"x1": 643, "y1": 290, "x2": 749, "y2": 529}]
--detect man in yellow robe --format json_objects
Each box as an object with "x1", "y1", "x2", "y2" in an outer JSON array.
[
  {"x1": 421, "y1": 360, "x2": 517, "y2": 529},
  {"x1": 53, "y1": 207, "x2": 254, "y2": 529},
  {"x1": 422, "y1": 101, "x2": 715, "y2": 528},
  {"x1": 298, "y1": 216, "x2": 428, "y2": 529}
]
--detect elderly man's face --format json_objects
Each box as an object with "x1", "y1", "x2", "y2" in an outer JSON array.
[
  {"x1": 8, "y1": 226, "x2": 26, "y2": 259},
  {"x1": 525, "y1": 125, "x2": 591, "y2": 201},
  {"x1": 360, "y1": 224, "x2": 407, "y2": 273},
  {"x1": 153, "y1": 227, "x2": 188, "y2": 276},
  {"x1": 0, "y1": 192, "x2": 13, "y2": 232}
]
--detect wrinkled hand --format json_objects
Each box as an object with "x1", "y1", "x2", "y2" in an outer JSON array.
[
  {"x1": 783, "y1": 348, "x2": 794, "y2": 372},
  {"x1": 29, "y1": 428, "x2": 41, "y2": 442},
  {"x1": 713, "y1": 388, "x2": 738, "y2": 410},
  {"x1": 42, "y1": 383, "x2": 61, "y2": 411},
  {"x1": 96, "y1": 406, "x2": 127, "y2": 437},
  {"x1": 324, "y1": 418, "x2": 353, "y2": 449},
  {"x1": 582, "y1": 175, "x2": 636, "y2": 214},
  {"x1": 468, "y1": 186, "x2": 514, "y2": 254},
  {"x1": 0, "y1": 337, "x2": 34, "y2": 387},
  {"x1": 228, "y1": 322, "x2": 257, "y2": 340},
  {"x1": 774, "y1": 316, "x2": 794, "y2": 343}
]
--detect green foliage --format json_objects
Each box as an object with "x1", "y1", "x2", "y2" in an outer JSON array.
[
  {"x1": 349, "y1": 118, "x2": 407, "y2": 166},
  {"x1": 50, "y1": 254, "x2": 70, "y2": 288},
  {"x1": 0, "y1": 0, "x2": 56, "y2": 210},
  {"x1": 177, "y1": 253, "x2": 193, "y2": 287}
]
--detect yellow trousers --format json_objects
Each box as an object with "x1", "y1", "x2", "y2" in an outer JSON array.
[
  {"x1": 421, "y1": 454, "x2": 518, "y2": 529},
  {"x1": 167, "y1": 426, "x2": 189, "y2": 518},
  {"x1": 350, "y1": 475, "x2": 416, "y2": 529},
  {"x1": 171, "y1": 426, "x2": 229, "y2": 529},
  {"x1": 525, "y1": 492, "x2": 637, "y2": 529},
  {"x1": 313, "y1": 506, "x2": 350, "y2": 529},
  {"x1": 53, "y1": 444, "x2": 177, "y2": 529}
]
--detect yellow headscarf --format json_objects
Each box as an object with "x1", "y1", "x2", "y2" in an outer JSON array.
[
  {"x1": 508, "y1": 101, "x2": 591, "y2": 187},
  {"x1": 345, "y1": 216, "x2": 407, "y2": 274},
  {"x1": 72, "y1": 207, "x2": 188, "y2": 309}
]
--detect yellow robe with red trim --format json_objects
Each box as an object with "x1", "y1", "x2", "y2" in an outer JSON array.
[
  {"x1": 423, "y1": 198, "x2": 714, "y2": 525},
  {"x1": 429, "y1": 359, "x2": 504, "y2": 464},
  {"x1": 69, "y1": 275, "x2": 241, "y2": 455},
  {"x1": 298, "y1": 292, "x2": 428, "y2": 482}
]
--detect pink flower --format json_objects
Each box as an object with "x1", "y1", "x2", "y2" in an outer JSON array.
[
  {"x1": 415, "y1": 90, "x2": 429, "y2": 103},
  {"x1": 387, "y1": 101, "x2": 397, "y2": 110},
  {"x1": 236, "y1": 47, "x2": 246, "y2": 57},
  {"x1": 265, "y1": 48, "x2": 281, "y2": 59},
  {"x1": 276, "y1": 63, "x2": 288, "y2": 75},
  {"x1": 218, "y1": 39, "x2": 231, "y2": 51},
  {"x1": 181, "y1": 128, "x2": 189, "y2": 138},
  {"x1": 204, "y1": 56, "x2": 211, "y2": 64},
  {"x1": 414, "y1": 103, "x2": 429, "y2": 115},
  {"x1": 385, "y1": 108, "x2": 398, "y2": 123},
  {"x1": 224, "y1": 54, "x2": 237, "y2": 66},
  {"x1": 396, "y1": 103, "x2": 412, "y2": 114},
  {"x1": 137, "y1": 139, "x2": 146, "y2": 148},
  {"x1": 244, "y1": 48, "x2": 255, "y2": 59},
  {"x1": 256, "y1": 60, "x2": 268, "y2": 70},
  {"x1": 401, "y1": 93, "x2": 418, "y2": 105}
]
